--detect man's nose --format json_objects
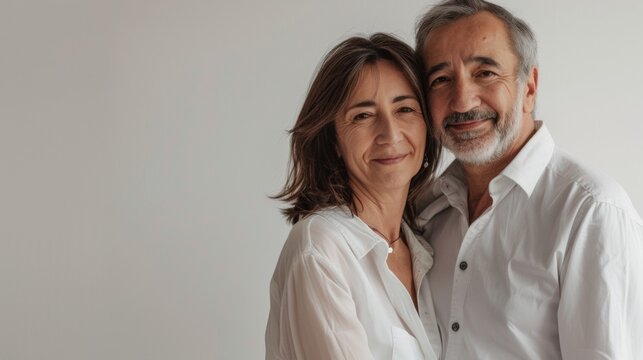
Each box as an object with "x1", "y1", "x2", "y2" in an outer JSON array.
[{"x1": 450, "y1": 78, "x2": 481, "y2": 113}]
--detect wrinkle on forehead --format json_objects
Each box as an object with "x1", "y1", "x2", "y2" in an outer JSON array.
[{"x1": 424, "y1": 11, "x2": 516, "y2": 68}]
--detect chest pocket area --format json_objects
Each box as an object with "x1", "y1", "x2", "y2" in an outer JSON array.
[{"x1": 391, "y1": 326, "x2": 423, "y2": 360}]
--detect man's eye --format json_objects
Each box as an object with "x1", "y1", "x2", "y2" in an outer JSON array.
[
  {"x1": 429, "y1": 76, "x2": 450, "y2": 88},
  {"x1": 478, "y1": 70, "x2": 497, "y2": 78}
]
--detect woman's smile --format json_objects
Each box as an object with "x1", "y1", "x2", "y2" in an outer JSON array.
[{"x1": 371, "y1": 153, "x2": 408, "y2": 165}]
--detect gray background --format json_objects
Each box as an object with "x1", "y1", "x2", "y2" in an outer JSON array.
[{"x1": 1, "y1": 0, "x2": 642, "y2": 359}]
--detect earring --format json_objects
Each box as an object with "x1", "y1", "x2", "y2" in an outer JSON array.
[{"x1": 423, "y1": 154, "x2": 429, "y2": 169}]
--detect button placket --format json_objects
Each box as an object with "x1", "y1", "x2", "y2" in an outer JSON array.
[
  {"x1": 445, "y1": 212, "x2": 493, "y2": 358},
  {"x1": 451, "y1": 322, "x2": 460, "y2": 332}
]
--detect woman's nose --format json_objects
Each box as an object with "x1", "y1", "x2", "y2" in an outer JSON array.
[{"x1": 375, "y1": 112, "x2": 403, "y2": 145}]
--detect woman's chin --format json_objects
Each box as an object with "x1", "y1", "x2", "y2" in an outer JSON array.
[{"x1": 366, "y1": 174, "x2": 414, "y2": 193}]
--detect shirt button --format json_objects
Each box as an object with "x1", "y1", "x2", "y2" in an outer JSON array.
[
  {"x1": 452, "y1": 322, "x2": 460, "y2": 332},
  {"x1": 459, "y1": 261, "x2": 468, "y2": 270}
]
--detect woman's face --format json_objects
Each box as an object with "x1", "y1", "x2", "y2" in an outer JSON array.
[{"x1": 335, "y1": 60, "x2": 427, "y2": 196}]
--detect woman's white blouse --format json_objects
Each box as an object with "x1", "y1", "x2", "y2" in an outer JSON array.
[{"x1": 266, "y1": 207, "x2": 440, "y2": 360}]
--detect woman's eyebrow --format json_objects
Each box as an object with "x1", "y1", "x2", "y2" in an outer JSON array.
[
  {"x1": 393, "y1": 95, "x2": 417, "y2": 103},
  {"x1": 345, "y1": 100, "x2": 375, "y2": 111}
]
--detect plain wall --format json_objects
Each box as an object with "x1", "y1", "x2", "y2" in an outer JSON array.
[{"x1": 1, "y1": 0, "x2": 642, "y2": 359}]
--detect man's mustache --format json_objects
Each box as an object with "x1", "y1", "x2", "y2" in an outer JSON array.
[{"x1": 443, "y1": 109, "x2": 499, "y2": 127}]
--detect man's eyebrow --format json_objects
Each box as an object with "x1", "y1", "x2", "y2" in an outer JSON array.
[
  {"x1": 426, "y1": 62, "x2": 448, "y2": 79},
  {"x1": 425, "y1": 56, "x2": 501, "y2": 78}
]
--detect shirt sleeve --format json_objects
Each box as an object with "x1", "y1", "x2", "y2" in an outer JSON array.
[
  {"x1": 267, "y1": 249, "x2": 375, "y2": 360},
  {"x1": 558, "y1": 201, "x2": 643, "y2": 360}
]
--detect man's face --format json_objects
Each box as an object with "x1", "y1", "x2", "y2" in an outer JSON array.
[{"x1": 422, "y1": 11, "x2": 533, "y2": 165}]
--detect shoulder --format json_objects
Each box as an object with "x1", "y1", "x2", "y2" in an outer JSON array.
[
  {"x1": 545, "y1": 148, "x2": 641, "y2": 223},
  {"x1": 286, "y1": 207, "x2": 355, "y2": 252},
  {"x1": 271, "y1": 207, "x2": 360, "y2": 282}
]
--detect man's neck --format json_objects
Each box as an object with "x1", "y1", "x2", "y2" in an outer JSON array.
[
  {"x1": 462, "y1": 118, "x2": 537, "y2": 223},
  {"x1": 462, "y1": 157, "x2": 511, "y2": 223}
]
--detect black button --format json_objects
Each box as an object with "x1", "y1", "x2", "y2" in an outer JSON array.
[
  {"x1": 459, "y1": 261, "x2": 468, "y2": 270},
  {"x1": 452, "y1": 322, "x2": 460, "y2": 332}
]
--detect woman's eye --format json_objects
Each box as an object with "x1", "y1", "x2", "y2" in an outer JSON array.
[
  {"x1": 352, "y1": 112, "x2": 370, "y2": 121},
  {"x1": 399, "y1": 107, "x2": 415, "y2": 113}
]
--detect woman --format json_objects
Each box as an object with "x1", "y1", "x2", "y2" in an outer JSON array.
[{"x1": 266, "y1": 33, "x2": 441, "y2": 359}]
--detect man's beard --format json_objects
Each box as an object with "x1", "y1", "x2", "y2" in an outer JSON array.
[{"x1": 438, "y1": 87, "x2": 524, "y2": 166}]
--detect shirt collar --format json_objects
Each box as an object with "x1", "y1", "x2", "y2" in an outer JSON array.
[
  {"x1": 415, "y1": 161, "x2": 464, "y2": 229},
  {"x1": 416, "y1": 121, "x2": 555, "y2": 228},
  {"x1": 496, "y1": 121, "x2": 555, "y2": 197},
  {"x1": 435, "y1": 121, "x2": 554, "y2": 198},
  {"x1": 405, "y1": 225, "x2": 434, "y2": 277},
  {"x1": 330, "y1": 207, "x2": 380, "y2": 259},
  {"x1": 334, "y1": 207, "x2": 433, "y2": 263}
]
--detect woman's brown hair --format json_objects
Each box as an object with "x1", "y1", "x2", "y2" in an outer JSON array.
[{"x1": 274, "y1": 33, "x2": 441, "y2": 226}]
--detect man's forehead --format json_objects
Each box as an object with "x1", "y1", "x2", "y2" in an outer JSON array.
[{"x1": 423, "y1": 12, "x2": 513, "y2": 66}]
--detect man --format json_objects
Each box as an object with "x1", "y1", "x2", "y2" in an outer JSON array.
[{"x1": 415, "y1": 0, "x2": 643, "y2": 359}]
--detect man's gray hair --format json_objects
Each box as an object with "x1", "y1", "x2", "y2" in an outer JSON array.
[{"x1": 416, "y1": 0, "x2": 538, "y2": 80}]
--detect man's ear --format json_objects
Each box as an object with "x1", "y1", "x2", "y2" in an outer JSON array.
[{"x1": 522, "y1": 67, "x2": 538, "y2": 114}]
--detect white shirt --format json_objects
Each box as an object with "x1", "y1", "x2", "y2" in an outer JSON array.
[
  {"x1": 266, "y1": 206, "x2": 441, "y2": 360},
  {"x1": 417, "y1": 122, "x2": 643, "y2": 359}
]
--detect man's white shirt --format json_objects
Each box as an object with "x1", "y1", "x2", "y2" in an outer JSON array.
[{"x1": 417, "y1": 122, "x2": 643, "y2": 359}]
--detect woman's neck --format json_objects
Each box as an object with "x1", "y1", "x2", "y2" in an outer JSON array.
[{"x1": 351, "y1": 183, "x2": 407, "y2": 240}]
